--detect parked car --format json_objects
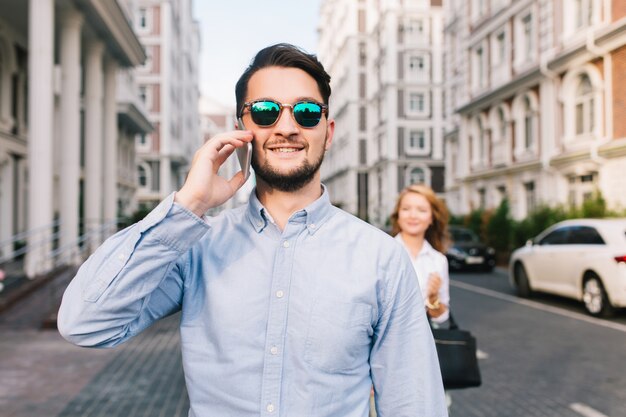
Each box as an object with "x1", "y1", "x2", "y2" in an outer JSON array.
[
  {"x1": 509, "y1": 218, "x2": 626, "y2": 317},
  {"x1": 446, "y1": 226, "x2": 496, "y2": 272}
]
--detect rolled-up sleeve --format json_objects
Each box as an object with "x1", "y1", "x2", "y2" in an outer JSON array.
[
  {"x1": 369, "y1": 250, "x2": 447, "y2": 416},
  {"x1": 58, "y1": 193, "x2": 209, "y2": 347}
]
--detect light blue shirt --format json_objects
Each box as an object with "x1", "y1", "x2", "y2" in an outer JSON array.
[{"x1": 58, "y1": 188, "x2": 447, "y2": 417}]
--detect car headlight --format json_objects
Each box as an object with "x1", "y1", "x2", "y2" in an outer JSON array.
[{"x1": 487, "y1": 247, "x2": 495, "y2": 255}]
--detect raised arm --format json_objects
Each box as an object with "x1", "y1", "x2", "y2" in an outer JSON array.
[{"x1": 58, "y1": 131, "x2": 253, "y2": 347}]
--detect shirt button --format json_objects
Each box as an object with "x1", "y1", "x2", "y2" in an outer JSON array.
[
  {"x1": 117, "y1": 253, "x2": 125, "y2": 261},
  {"x1": 270, "y1": 346, "x2": 278, "y2": 355},
  {"x1": 309, "y1": 223, "x2": 316, "y2": 229},
  {"x1": 276, "y1": 290, "x2": 284, "y2": 298},
  {"x1": 266, "y1": 403, "x2": 275, "y2": 413},
  {"x1": 282, "y1": 240, "x2": 290, "y2": 248}
]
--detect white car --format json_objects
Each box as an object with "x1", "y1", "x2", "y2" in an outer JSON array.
[{"x1": 509, "y1": 218, "x2": 626, "y2": 317}]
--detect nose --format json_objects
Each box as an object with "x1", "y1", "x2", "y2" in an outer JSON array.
[{"x1": 273, "y1": 106, "x2": 299, "y2": 138}]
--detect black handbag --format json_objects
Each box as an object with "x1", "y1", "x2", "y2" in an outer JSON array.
[{"x1": 429, "y1": 313, "x2": 482, "y2": 390}]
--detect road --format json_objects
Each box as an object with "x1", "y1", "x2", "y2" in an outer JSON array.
[
  {"x1": 448, "y1": 268, "x2": 626, "y2": 417},
  {"x1": 2, "y1": 267, "x2": 625, "y2": 417}
]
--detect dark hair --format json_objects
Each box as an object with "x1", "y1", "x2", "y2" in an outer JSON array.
[{"x1": 235, "y1": 43, "x2": 331, "y2": 117}]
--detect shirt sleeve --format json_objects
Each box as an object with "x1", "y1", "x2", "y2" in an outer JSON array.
[
  {"x1": 57, "y1": 192, "x2": 209, "y2": 348},
  {"x1": 369, "y1": 248, "x2": 448, "y2": 417}
]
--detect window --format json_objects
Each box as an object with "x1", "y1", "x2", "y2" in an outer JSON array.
[
  {"x1": 523, "y1": 14, "x2": 533, "y2": 59},
  {"x1": 524, "y1": 181, "x2": 536, "y2": 213},
  {"x1": 407, "y1": 54, "x2": 429, "y2": 81},
  {"x1": 408, "y1": 91, "x2": 427, "y2": 115},
  {"x1": 515, "y1": 92, "x2": 537, "y2": 156},
  {"x1": 475, "y1": 46, "x2": 485, "y2": 88},
  {"x1": 472, "y1": 0, "x2": 487, "y2": 21},
  {"x1": 498, "y1": 108, "x2": 506, "y2": 141},
  {"x1": 407, "y1": 19, "x2": 424, "y2": 35},
  {"x1": 495, "y1": 32, "x2": 506, "y2": 66},
  {"x1": 568, "y1": 172, "x2": 598, "y2": 207},
  {"x1": 359, "y1": 42, "x2": 366, "y2": 66},
  {"x1": 568, "y1": 226, "x2": 605, "y2": 245},
  {"x1": 478, "y1": 118, "x2": 486, "y2": 161},
  {"x1": 406, "y1": 129, "x2": 428, "y2": 154},
  {"x1": 478, "y1": 188, "x2": 486, "y2": 209},
  {"x1": 139, "y1": 85, "x2": 147, "y2": 103},
  {"x1": 138, "y1": 8, "x2": 149, "y2": 30},
  {"x1": 408, "y1": 167, "x2": 425, "y2": 185},
  {"x1": 575, "y1": 0, "x2": 594, "y2": 30},
  {"x1": 138, "y1": 165, "x2": 147, "y2": 187},
  {"x1": 524, "y1": 97, "x2": 534, "y2": 149},
  {"x1": 539, "y1": 228, "x2": 571, "y2": 245},
  {"x1": 575, "y1": 74, "x2": 595, "y2": 136}
]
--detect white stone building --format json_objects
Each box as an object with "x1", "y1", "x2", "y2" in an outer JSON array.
[
  {"x1": 318, "y1": 0, "x2": 445, "y2": 227},
  {"x1": 132, "y1": 0, "x2": 201, "y2": 209},
  {"x1": 0, "y1": 0, "x2": 151, "y2": 277},
  {"x1": 443, "y1": 0, "x2": 626, "y2": 219}
]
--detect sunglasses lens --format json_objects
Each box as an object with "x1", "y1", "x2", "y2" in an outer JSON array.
[
  {"x1": 250, "y1": 101, "x2": 280, "y2": 126},
  {"x1": 293, "y1": 102, "x2": 323, "y2": 127}
]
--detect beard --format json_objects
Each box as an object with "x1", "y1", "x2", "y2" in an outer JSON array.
[{"x1": 252, "y1": 142, "x2": 326, "y2": 192}]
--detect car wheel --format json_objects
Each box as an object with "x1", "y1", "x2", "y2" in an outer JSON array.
[
  {"x1": 514, "y1": 263, "x2": 532, "y2": 298},
  {"x1": 582, "y1": 274, "x2": 614, "y2": 317}
]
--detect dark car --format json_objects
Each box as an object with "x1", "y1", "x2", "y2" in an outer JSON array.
[{"x1": 446, "y1": 226, "x2": 496, "y2": 272}]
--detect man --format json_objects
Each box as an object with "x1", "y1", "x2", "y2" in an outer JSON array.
[{"x1": 58, "y1": 43, "x2": 447, "y2": 416}]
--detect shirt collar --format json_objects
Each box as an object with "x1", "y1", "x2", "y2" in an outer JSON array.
[
  {"x1": 395, "y1": 234, "x2": 436, "y2": 257},
  {"x1": 246, "y1": 184, "x2": 333, "y2": 235}
]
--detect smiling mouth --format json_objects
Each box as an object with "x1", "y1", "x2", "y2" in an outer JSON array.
[{"x1": 272, "y1": 148, "x2": 301, "y2": 153}]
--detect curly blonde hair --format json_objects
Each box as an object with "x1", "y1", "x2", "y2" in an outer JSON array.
[{"x1": 390, "y1": 184, "x2": 450, "y2": 253}]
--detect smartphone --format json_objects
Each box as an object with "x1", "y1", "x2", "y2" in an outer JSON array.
[{"x1": 236, "y1": 117, "x2": 253, "y2": 181}]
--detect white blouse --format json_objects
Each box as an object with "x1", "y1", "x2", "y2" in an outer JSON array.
[{"x1": 395, "y1": 234, "x2": 450, "y2": 323}]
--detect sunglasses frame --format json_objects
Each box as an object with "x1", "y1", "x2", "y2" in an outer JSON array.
[{"x1": 240, "y1": 99, "x2": 329, "y2": 128}]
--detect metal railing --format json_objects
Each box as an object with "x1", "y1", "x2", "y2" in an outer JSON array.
[{"x1": 0, "y1": 219, "x2": 119, "y2": 287}]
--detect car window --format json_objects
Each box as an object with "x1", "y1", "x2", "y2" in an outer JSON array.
[
  {"x1": 451, "y1": 229, "x2": 479, "y2": 243},
  {"x1": 538, "y1": 227, "x2": 570, "y2": 245},
  {"x1": 567, "y1": 226, "x2": 605, "y2": 245}
]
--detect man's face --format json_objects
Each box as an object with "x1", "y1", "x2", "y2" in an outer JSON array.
[{"x1": 242, "y1": 66, "x2": 334, "y2": 192}]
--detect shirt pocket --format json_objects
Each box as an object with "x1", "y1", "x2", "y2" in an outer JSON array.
[{"x1": 304, "y1": 299, "x2": 373, "y2": 373}]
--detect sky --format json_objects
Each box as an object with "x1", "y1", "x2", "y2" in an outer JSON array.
[{"x1": 192, "y1": 1, "x2": 323, "y2": 109}]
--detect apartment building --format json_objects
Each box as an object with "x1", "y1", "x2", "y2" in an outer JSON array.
[
  {"x1": 132, "y1": 0, "x2": 201, "y2": 209},
  {"x1": 0, "y1": 0, "x2": 150, "y2": 277},
  {"x1": 318, "y1": 0, "x2": 445, "y2": 227},
  {"x1": 444, "y1": 0, "x2": 626, "y2": 219}
]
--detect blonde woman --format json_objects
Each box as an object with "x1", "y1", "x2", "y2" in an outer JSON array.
[{"x1": 390, "y1": 184, "x2": 450, "y2": 324}]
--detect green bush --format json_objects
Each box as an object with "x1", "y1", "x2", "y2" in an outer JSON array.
[
  {"x1": 486, "y1": 199, "x2": 513, "y2": 253},
  {"x1": 450, "y1": 191, "x2": 622, "y2": 265}
]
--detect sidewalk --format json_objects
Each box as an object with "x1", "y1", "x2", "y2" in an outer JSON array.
[{"x1": 0, "y1": 268, "x2": 189, "y2": 417}]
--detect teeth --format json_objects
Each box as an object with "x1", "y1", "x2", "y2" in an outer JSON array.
[{"x1": 274, "y1": 148, "x2": 299, "y2": 153}]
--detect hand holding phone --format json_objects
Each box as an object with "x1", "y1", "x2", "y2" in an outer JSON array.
[{"x1": 236, "y1": 117, "x2": 253, "y2": 181}]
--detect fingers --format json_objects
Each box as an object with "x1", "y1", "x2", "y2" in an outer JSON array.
[
  {"x1": 228, "y1": 170, "x2": 247, "y2": 191},
  {"x1": 215, "y1": 143, "x2": 235, "y2": 167}
]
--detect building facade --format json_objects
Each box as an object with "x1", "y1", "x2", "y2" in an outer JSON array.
[
  {"x1": 318, "y1": 0, "x2": 445, "y2": 227},
  {"x1": 0, "y1": 0, "x2": 151, "y2": 277},
  {"x1": 444, "y1": 0, "x2": 626, "y2": 219},
  {"x1": 132, "y1": 0, "x2": 201, "y2": 209}
]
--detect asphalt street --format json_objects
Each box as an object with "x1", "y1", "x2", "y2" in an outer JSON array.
[{"x1": 1, "y1": 268, "x2": 625, "y2": 417}]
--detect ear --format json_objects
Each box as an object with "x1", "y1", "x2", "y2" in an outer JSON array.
[{"x1": 324, "y1": 118, "x2": 335, "y2": 151}]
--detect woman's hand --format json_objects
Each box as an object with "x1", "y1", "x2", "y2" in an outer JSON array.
[
  {"x1": 426, "y1": 272, "x2": 447, "y2": 318},
  {"x1": 175, "y1": 130, "x2": 253, "y2": 217}
]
